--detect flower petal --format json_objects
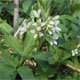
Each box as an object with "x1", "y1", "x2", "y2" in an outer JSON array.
[
  {"x1": 34, "y1": 34, "x2": 38, "y2": 38},
  {"x1": 39, "y1": 32, "x2": 44, "y2": 37},
  {"x1": 38, "y1": 9, "x2": 41, "y2": 15},
  {"x1": 50, "y1": 21, "x2": 54, "y2": 25},
  {"x1": 48, "y1": 30, "x2": 52, "y2": 34},
  {"x1": 37, "y1": 27, "x2": 41, "y2": 31},
  {"x1": 30, "y1": 29, "x2": 35, "y2": 33},
  {"x1": 54, "y1": 15, "x2": 59, "y2": 20},
  {"x1": 53, "y1": 41, "x2": 57, "y2": 45},
  {"x1": 50, "y1": 41, "x2": 53, "y2": 45},
  {"x1": 33, "y1": 23, "x2": 37, "y2": 26}
]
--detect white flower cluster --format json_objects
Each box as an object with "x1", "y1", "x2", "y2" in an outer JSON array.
[
  {"x1": 30, "y1": 18, "x2": 46, "y2": 38},
  {"x1": 71, "y1": 44, "x2": 80, "y2": 56},
  {"x1": 30, "y1": 9, "x2": 61, "y2": 45},
  {"x1": 46, "y1": 16, "x2": 61, "y2": 45},
  {"x1": 15, "y1": 9, "x2": 61, "y2": 46},
  {"x1": 14, "y1": 19, "x2": 31, "y2": 37}
]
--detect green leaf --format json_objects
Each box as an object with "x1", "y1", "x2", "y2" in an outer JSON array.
[
  {"x1": 0, "y1": 61, "x2": 17, "y2": 80},
  {"x1": 0, "y1": 48, "x2": 19, "y2": 67},
  {"x1": 58, "y1": 23, "x2": 68, "y2": 33},
  {"x1": 4, "y1": 34, "x2": 22, "y2": 55},
  {"x1": 60, "y1": 15, "x2": 80, "y2": 25},
  {"x1": 70, "y1": 23, "x2": 78, "y2": 36},
  {"x1": 22, "y1": 32, "x2": 35, "y2": 56},
  {"x1": 23, "y1": 0, "x2": 34, "y2": 16},
  {"x1": 62, "y1": 51, "x2": 71, "y2": 60},
  {"x1": 18, "y1": 66, "x2": 35, "y2": 80},
  {"x1": 32, "y1": 51, "x2": 52, "y2": 61},
  {"x1": 35, "y1": 75, "x2": 48, "y2": 80},
  {"x1": 37, "y1": 60, "x2": 49, "y2": 72},
  {"x1": 0, "y1": 23, "x2": 13, "y2": 34},
  {"x1": 37, "y1": 0, "x2": 46, "y2": 11}
]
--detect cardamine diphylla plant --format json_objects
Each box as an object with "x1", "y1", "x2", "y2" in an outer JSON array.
[{"x1": 15, "y1": 9, "x2": 61, "y2": 46}]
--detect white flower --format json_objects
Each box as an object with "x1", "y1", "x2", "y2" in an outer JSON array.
[
  {"x1": 54, "y1": 20, "x2": 60, "y2": 25},
  {"x1": 20, "y1": 32, "x2": 24, "y2": 35},
  {"x1": 54, "y1": 15, "x2": 59, "y2": 20},
  {"x1": 39, "y1": 32, "x2": 44, "y2": 37},
  {"x1": 47, "y1": 25, "x2": 53, "y2": 28},
  {"x1": 41, "y1": 22, "x2": 46, "y2": 26},
  {"x1": 23, "y1": 22, "x2": 26, "y2": 27},
  {"x1": 33, "y1": 9, "x2": 41, "y2": 18},
  {"x1": 32, "y1": 18, "x2": 46, "y2": 29},
  {"x1": 50, "y1": 40, "x2": 57, "y2": 45},
  {"x1": 71, "y1": 49, "x2": 78, "y2": 56},
  {"x1": 34, "y1": 34, "x2": 38, "y2": 38},
  {"x1": 19, "y1": 27, "x2": 26, "y2": 32},
  {"x1": 30, "y1": 29, "x2": 35, "y2": 33},
  {"x1": 37, "y1": 27, "x2": 41, "y2": 31},
  {"x1": 53, "y1": 34, "x2": 59, "y2": 40},
  {"x1": 37, "y1": 18, "x2": 41, "y2": 23},
  {"x1": 50, "y1": 41, "x2": 53, "y2": 45},
  {"x1": 48, "y1": 30, "x2": 52, "y2": 34},
  {"x1": 53, "y1": 41, "x2": 57, "y2": 45},
  {"x1": 50, "y1": 21, "x2": 55, "y2": 25},
  {"x1": 55, "y1": 27, "x2": 61, "y2": 32},
  {"x1": 27, "y1": 22, "x2": 32, "y2": 27},
  {"x1": 52, "y1": 26, "x2": 61, "y2": 33},
  {"x1": 33, "y1": 23, "x2": 37, "y2": 26},
  {"x1": 47, "y1": 17, "x2": 51, "y2": 20}
]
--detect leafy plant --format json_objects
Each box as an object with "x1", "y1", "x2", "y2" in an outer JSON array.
[{"x1": 0, "y1": 0, "x2": 80, "y2": 80}]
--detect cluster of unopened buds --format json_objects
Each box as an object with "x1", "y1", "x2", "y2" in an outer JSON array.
[
  {"x1": 71, "y1": 44, "x2": 80, "y2": 56},
  {"x1": 15, "y1": 9, "x2": 61, "y2": 46}
]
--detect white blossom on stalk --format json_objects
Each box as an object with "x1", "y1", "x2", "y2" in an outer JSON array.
[
  {"x1": 30, "y1": 29, "x2": 35, "y2": 33},
  {"x1": 54, "y1": 20, "x2": 60, "y2": 25},
  {"x1": 34, "y1": 34, "x2": 38, "y2": 38},
  {"x1": 33, "y1": 9, "x2": 41, "y2": 18},
  {"x1": 54, "y1": 15, "x2": 59, "y2": 20},
  {"x1": 19, "y1": 22, "x2": 32, "y2": 35},
  {"x1": 50, "y1": 34, "x2": 59, "y2": 45},
  {"x1": 48, "y1": 30, "x2": 52, "y2": 34},
  {"x1": 50, "y1": 21, "x2": 55, "y2": 25},
  {"x1": 37, "y1": 27, "x2": 41, "y2": 31},
  {"x1": 30, "y1": 18, "x2": 45, "y2": 38},
  {"x1": 33, "y1": 18, "x2": 46, "y2": 27},
  {"x1": 39, "y1": 32, "x2": 44, "y2": 37},
  {"x1": 71, "y1": 49, "x2": 78, "y2": 56}
]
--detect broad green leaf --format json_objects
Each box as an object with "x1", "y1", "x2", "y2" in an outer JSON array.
[
  {"x1": 35, "y1": 75, "x2": 48, "y2": 80},
  {"x1": 58, "y1": 39, "x2": 80, "y2": 50},
  {"x1": 37, "y1": 60, "x2": 49, "y2": 72},
  {"x1": 0, "y1": 23, "x2": 13, "y2": 34},
  {"x1": 32, "y1": 51, "x2": 52, "y2": 61},
  {"x1": 58, "y1": 23, "x2": 68, "y2": 33},
  {"x1": 0, "y1": 62, "x2": 17, "y2": 80},
  {"x1": 22, "y1": 32, "x2": 35, "y2": 56},
  {"x1": 4, "y1": 34, "x2": 22, "y2": 55},
  {"x1": 60, "y1": 15, "x2": 80, "y2": 25},
  {"x1": 23, "y1": 0, "x2": 34, "y2": 16},
  {"x1": 0, "y1": 48, "x2": 19, "y2": 67},
  {"x1": 18, "y1": 66, "x2": 35, "y2": 80},
  {"x1": 70, "y1": 23, "x2": 78, "y2": 36}
]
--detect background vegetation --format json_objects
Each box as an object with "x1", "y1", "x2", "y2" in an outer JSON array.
[{"x1": 0, "y1": 0, "x2": 80, "y2": 80}]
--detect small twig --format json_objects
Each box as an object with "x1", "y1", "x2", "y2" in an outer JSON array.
[
  {"x1": 66, "y1": 64, "x2": 80, "y2": 72},
  {"x1": 38, "y1": 37, "x2": 44, "y2": 50},
  {"x1": 13, "y1": 0, "x2": 19, "y2": 34}
]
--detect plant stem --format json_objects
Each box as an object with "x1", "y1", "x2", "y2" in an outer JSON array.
[
  {"x1": 13, "y1": 0, "x2": 19, "y2": 34},
  {"x1": 66, "y1": 64, "x2": 80, "y2": 72}
]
